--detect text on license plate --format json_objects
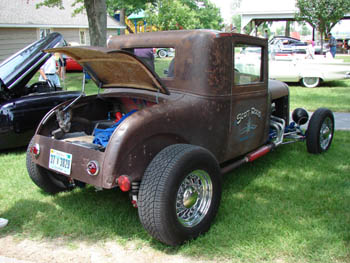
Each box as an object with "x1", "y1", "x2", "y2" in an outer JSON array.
[{"x1": 49, "y1": 149, "x2": 72, "y2": 175}]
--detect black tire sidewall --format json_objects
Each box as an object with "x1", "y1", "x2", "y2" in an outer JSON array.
[
  {"x1": 162, "y1": 148, "x2": 221, "y2": 242},
  {"x1": 138, "y1": 144, "x2": 222, "y2": 246},
  {"x1": 306, "y1": 108, "x2": 334, "y2": 153},
  {"x1": 26, "y1": 138, "x2": 70, "y2": 194}
]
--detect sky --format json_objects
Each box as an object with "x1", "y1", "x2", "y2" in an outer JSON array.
[
  {"x1": 210, "y1": 0, "x2": 234, "y2": 24},
  {"x1": 210, "y1": 0, "x2": 350, "y2": 36}
]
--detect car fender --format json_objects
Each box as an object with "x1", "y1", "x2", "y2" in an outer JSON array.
[
  {"x1": 299, "y1": 71, "x2": 323, "y2": 80},
  {"x1": 101, "y1": 103, "x2": 188, "y2": 185}
]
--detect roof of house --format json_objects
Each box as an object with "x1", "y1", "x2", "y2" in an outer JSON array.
[{"x1": 0, "y1": 0, "x2": 125, "y2": 29}]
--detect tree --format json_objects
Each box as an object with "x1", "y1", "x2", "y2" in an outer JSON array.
[
  {"x1": 36, "y1": 0, "x2": 156, "y2": 46},
  {"x1": 232, "y1": 14, "x2": 241, "y2": 33},
  {"x1": 300, "y1": 24, "x2": 311, "y2": 37},
  {"x1": 36, "y1": 0, "x2": 107, "y2": 46},
  {"x1": 106, "y1": 0, "x2": 156, "y2": 34},
  {"x1": 145, "y1": 0, "x2": 223, "y2": 31},
  {"x1": 295, "y1": 0, "x2": 350, "y2": 51}
]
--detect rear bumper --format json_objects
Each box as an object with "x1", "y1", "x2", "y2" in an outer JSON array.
[{"x1": 31, "y1": 135, "x2": 115, "y2": 189}]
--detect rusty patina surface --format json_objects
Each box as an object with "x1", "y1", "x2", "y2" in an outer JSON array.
[{"x1": 30, "y1": 30, "x2": 289, "y2": 189}]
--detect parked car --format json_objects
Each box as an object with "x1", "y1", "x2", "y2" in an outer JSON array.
[
  {"x1": 0, "y1": 33, "x2": 80, "y2": 150},
  {"x1": 27, "y1": 30, "x2": 334, "y2": 246},
  {"x1": 65, "y1": 56, "x2": 83, "y2": 72},
  {"x1": 269, "y1": 56, "x2": 350, "y2": 88},
  {"x1": 269, "y1": 36, "x2": 308, "y2": 55},
  {"x1": 156, "y1": 48, "x2": 175, "y2": 58},
  {"x1": 269, "y1": 36, "x2": 329, "y2": 56}
]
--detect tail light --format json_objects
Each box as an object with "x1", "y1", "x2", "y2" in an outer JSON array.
[
  {"x1": 117, "y1": 175, "x2": 131, "y2": 192},
  {"x1": 30, "y1": 144, "x2": 40, "y2": 158},
  {"x1": 87, "y1": 160, "x2": 99, "y2": 176}
]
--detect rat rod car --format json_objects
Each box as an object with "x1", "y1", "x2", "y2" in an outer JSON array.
[
  {"x1": 0, "y1": 33, "x2": 80, "y2": 150},
  {"x1": 27, "y1": 30, "x2": 334, "y2": 246}
]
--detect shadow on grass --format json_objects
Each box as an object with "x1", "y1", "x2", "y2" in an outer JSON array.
[{"x1": 1, "y1": 133, "x2": 349, "y2": 262}]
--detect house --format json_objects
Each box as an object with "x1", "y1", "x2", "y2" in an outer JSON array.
[{"x1": 0, "y1": 0, "x2": 125, "y2": 62}]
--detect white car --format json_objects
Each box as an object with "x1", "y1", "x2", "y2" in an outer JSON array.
[{"x1": 269, "y1": 56, "x2": 350, "y2": 88}]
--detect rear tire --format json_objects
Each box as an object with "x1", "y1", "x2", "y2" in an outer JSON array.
[
  {"x1": 306, "y1": 108, "x2": 334, "y2": 154},
  {"x1": 301, "y1": 77, "x2": 320, "y2": 88},
  {"x1": 138, "y1": 144, "x2": 222, "y2": 246},
  {"x1": 26, "y1": 138, "x2": 72, "y2": 194}
]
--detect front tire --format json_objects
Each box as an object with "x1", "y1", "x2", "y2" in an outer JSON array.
[
  {"x1": 301, "y1": 77, "x2": 320, "y2": 88},
  {"x1": 306, "y1": 108, "x2": 334, "y2": 154},
  {"x1": 138, "y1": 144, "x2": 222, "y2": 246}
]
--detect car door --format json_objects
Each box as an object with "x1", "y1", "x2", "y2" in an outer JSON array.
[{"x1": 225, "y1": 37, "x2": 270, "y2": 159}]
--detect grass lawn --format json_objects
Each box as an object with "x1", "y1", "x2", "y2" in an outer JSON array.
[
  {"x1": 289, "y1": 55, "x2": 350, "y2": 112},
  {"x1": 0, "y1": 131, "x2": 349, "y2": 262},
  {"x1": 289, "y1": 80, "x2": 350, "y2": 112},
  {"x1": 337, "y1": 55, "x2": 350, "y2": 63}
]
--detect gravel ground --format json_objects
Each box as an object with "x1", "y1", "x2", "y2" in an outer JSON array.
[{"x1": 0, "y1": 235, "x2": 216, "y2": 263}]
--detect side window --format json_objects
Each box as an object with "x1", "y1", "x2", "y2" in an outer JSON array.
[
  {"x1": 132, "y1": 48, "x2": 175, "y2": 78},
  {"x1": 234, "y1": 44, "x2": 262, "y2": 85}
]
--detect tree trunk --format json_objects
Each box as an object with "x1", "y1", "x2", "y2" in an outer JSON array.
[
  {"x1": 285, "y1": 21, "x2": 290, "y2": 37},
  {"x1": 83, "y1": 0, "x2": 107, "y2": 47},
  {"x1": 320, "y1": 31, "x2": 324, "y2": 55}
]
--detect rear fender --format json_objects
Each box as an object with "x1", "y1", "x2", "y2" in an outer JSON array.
[{"x1": 103, "y1": 132, "x2": 187, "y2": 188}]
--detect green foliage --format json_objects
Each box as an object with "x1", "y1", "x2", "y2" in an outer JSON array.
[
  {"x1": 106, "y1": 0, "x2": 156, "y2": 17},
  {"x1": 295, "y1": 0, "x2": 350, "y2": 36},
  {"x1": 275, "y1": 25, "x2": 285, "y2": 36},
  {"x1": 35, "y1": 0, "x2": 64, "y2": 9},
  {"x1": 300, "y1": 23, "x2": 311, "y2": 36},
  {"x1": 231, "y1": 15, "x2": 241, "y2": 33},
  {"x1": 195, "y1": 0, "x2": 223, "y2": 30},
  {"x1": 145, "y1": 0, "x2": 223, "y2": 31}
]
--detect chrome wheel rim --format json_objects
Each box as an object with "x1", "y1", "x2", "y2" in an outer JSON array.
[
  {"x1": 303, "y1": 77, "x2": 319, "y2": 87},
  {"x1": 320, "y1": 117, "x2": 333, "y2": 150},
  {"x1": 176, "y1": 170, "x2": 213, "y2": 227}
]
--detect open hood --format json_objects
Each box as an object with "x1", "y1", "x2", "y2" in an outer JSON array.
[
  {"x1": 0, "y1": 33, "x2": 64, "y2": 98},
  {"x1": 46, "y1": 46, "x2": 169, "y2": 95}
]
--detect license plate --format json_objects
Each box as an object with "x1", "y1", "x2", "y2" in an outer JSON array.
[{"x1": 49, "y1": 149, "x2": 72, "y2": 175}]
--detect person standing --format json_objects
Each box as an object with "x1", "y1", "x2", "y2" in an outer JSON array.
[
  {"x1": 327, "y1": 33, "x2": 337, "y2": 58},
  {"x1": 0, "y1": 218, "x2": 8, "y2": 228},
  {"x1": 39, "y1": 54, "x2": 61, "y2": 87}
]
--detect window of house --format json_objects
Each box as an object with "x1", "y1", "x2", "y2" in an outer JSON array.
[
  {"x1": 39, "y1": 28, "x2": 51, "y2": 39},
  {"x1": 233, "y1": 44, "x2": 263, "y2": 85},
  {"x1": 79, "y1": 30, "x2": 86, "y2": 45}
]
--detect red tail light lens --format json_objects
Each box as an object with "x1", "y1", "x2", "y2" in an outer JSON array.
[
  {"x1": 30, "y1": 144, "x2": 40, "y2": 158},
  {"x1": 117, "y1": 175, "x2": 131, "y2": 192},
  {"x1": 87, "y1": 160, "x2": 99, "y2": 176}
]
